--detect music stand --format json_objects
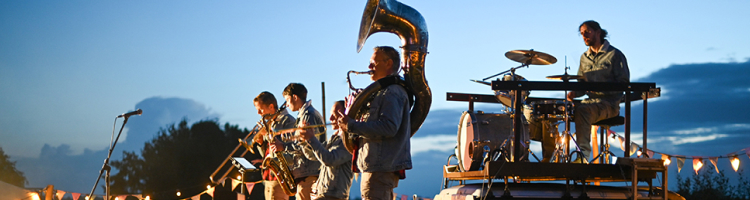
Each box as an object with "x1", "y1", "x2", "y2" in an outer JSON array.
[{"x1": 231, "y1": 157, "x2": 257, "y2": 194}]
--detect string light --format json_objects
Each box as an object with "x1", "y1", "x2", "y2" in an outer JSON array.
[
  {"x1": 30, "y1": 193, "x2": 41, "y2": 200},
  {"x1": 176, "y1": 191, "x2": 181, "y2": 196},
  {"x1": 207, "y1": 185, "x2": 212, "y2": 189},
  {"x1": 238, "y1": 175, "x2": 242, "y2": 180},
  {"x1": 731, "y1": 156, "x2": 741, "y2": 172},
  {"x1": 662, "y1": 155, "x2": 671, "y2": 166},
  {"x1": 636, "y1": 149, "x2": 643, "y2": 157},
  {"x1": 145, "y1": 196, "x2": 150, "y2": 200}
]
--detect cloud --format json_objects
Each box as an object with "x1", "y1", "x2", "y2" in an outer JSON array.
[
  {"x1": 119, "y1": 97, "x2": 220, "y2": 153},
  {"x1": 15, "y1": 97, "x2": 219, "y2": 194}
]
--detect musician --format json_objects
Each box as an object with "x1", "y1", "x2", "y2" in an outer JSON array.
[
  {"x1": 337, "y1": 46, "x2": 412, "y2": 200},
  {"x1": 567, "y1": 20, "x2": 630, "y2": 163},
  {"x1": 251, "y1": 91, "x2": 296, "y2": 200},
  {"x1": 298, "y1": 101, "x2": 353, "y2": 200},
  {"x1": 271, "y1": 83, "x2": 325, "y2": 200}
]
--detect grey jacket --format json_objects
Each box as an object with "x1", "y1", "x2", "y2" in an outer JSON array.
[
  {"x1": 347, "y1": 84, "x2": 412, "y2": 172},
  {"x1": 301, "y1": 133, "x2": 353, "y2": 199},
  {"x1": 284, "y1": 100, "x2": 324, "y2": 179},
  {"x1": 575, "y1": 40, "x2": 630, "y2": 105}
]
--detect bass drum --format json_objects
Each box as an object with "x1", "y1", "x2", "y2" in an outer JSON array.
[{"x1": 457, "y1": 111, "x2": 526, "y2": 171}]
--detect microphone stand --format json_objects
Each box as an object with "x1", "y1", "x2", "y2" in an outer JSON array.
[{"x1": 89, "y1": 116, "x2": 131, "y2": 200}]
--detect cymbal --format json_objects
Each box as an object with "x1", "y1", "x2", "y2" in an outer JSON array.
[
  {"x1": 505, "y1": 50, "x2": 557, "y2": 65},
  {"x1": 546, "y1": 74, "x2": 584, "y2": 81}
]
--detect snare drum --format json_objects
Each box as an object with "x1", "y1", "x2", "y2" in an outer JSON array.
[
  {"x1": 456, "y1": 111, "x2": 528, "y2": 171},
  {"x1": 530, "y1": 100, "x2": 571, "y2": 120},
  {"x1": 493, "y1": 74, "x2": 530, "y2": 108}
]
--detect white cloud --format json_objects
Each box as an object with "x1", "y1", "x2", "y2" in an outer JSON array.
[{"x1": 410, "y1": 135, "x2": 457, "y2": 154}]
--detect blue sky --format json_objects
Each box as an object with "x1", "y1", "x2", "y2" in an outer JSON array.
[{"x1": 2, "y1": 0, "x2": 750, "y2": 197}]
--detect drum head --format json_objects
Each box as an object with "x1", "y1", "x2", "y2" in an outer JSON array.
[{"x1": 457, "y1": 111, "x2": 475, "y2": 172}]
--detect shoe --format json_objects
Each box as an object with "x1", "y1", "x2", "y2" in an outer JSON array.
[{"x1": 571, "y1": 157, "x2": 586, "y2": 164}]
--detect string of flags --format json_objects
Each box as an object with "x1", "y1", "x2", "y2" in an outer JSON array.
[{"x1": 604, "y1": 129, "x2": 749, "y2": 174}]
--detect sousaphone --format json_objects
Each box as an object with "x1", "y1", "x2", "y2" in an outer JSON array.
[{"x1": 344, "y1": 0, "x2": 430, "y2": 153}]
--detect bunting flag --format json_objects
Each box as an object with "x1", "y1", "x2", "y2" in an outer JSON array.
[
  {"x1": 71, "y1": 193, "x2": 81, "y2": 200},
  {"x1": 191, "y1": 194, "x2": 201, "y2": 200},
  {"x1": 402, "y1": 194, "x2": 408, "y2": 200},
  {"x1": 647, "y1": 150, "x2": 654, "y2": 158},
  {"x1": 56, "y1": 190, "x2": 66, "y2": 200},
  {"x1": 709, "y1": 157, "x2": 720, "y2": 173},
  {"x1": 118, "y1": 195, "x2": 128, "y2": 200},
  {"x1": 90, "y1": 195, "x2": 97, "y2": 200},
  {"x1": 746, "y1": 148, "x2": 750, "y2": 159},
  {"x1": 629, "y1": 143, "x2": 638, "y2": 156},
  {"x1": 237, "y1": 193, "x2": 245, "y2": 200},
  {"x1": 207, "y1": 187, "x2": 215, "y2": 197},
  {"x1": 676, "y1": 157, "x2": 685, "y2": 173},
  {"x1": 393, "y1": 193, "x2": 398, "y2": 200},
  {"x1": 245, "y1": 182, "x2": 256, "y2": 193},
  {"x1": 231, "y1": 179, "x2": 241, "y2": 190},
  {"x1": 133, "y1": 195, "x2": 142, "y2": 200},
  {"x1": 220, "y1": 177, "x2": 228, "y2": 187},
  {"x1": 693, "y1": 157, "x2": 704, "y2": 174},
  {"x1": 731, "y1": 156, "x2": 741, "y2": 172}
]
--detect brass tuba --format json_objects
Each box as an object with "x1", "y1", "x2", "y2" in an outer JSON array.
[{"x1": 344, "y1": 0, "x2": 430, "y2": 153}]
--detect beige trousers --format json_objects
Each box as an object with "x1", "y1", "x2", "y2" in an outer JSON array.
[
  {"x1": 360, "y1": 172, "x2": 399, "y2": 200},
  {"x1": 264, "y1": 180, "x2": 289, "y2": 200},
  {"x1": 295, "y1": 176, "x2": 318, "y2": 200}
]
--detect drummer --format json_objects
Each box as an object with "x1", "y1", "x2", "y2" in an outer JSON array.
[{"x1": 567, "y1": 20, "x2": 630, "y2": 163}]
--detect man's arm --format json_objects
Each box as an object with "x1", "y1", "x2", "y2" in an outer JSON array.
[
  {"x1": 304, "y1": 136, "x2": 352, "y2": 167},
  {"x1": 347, "y1": 86, "x2": 407, "y2": 139}
]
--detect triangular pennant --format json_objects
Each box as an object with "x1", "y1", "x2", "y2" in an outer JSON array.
[
  {"x1": 746, "y1": 148, "x2": 750, "y2": 160},
  {"x1": 731, "y1": 156, "x2": 741, "y2": 172},
  {"x1": 207, "y1": 187, "x2": 215, "y2": 197},
  {"x1": 132, "y1": 195, "x2": 142, "y2": 200},
  {"x1": 221, "y1": 177, "x2": 228, "y2": 187},
  {"x1": 676, "y1": 157, "x2": 685, "y2": 173},
  {"x1": 245, "y1": 182, "x2": 256, "y2": 194},
  {"x1": 191, "y1": 194, "x2": 201, "y2": 200},
  {"x1": 709, "y1": 157, "x2": 720, "y2": 173},
  {"x1": 393, "y1": 193, "x2": 398, "y2": 200},
  {"x1": 72, "y1": 193, "x2": 81, "y2": 200},
  {"x1": 90, "y1": 195, "x2": 97, "y2": 200},
  {"x1": 402, "y1": 194, "x2": 408, "y2": 200},
  {"x1": 237, "y1": 193, "x2": 245, "y2": 200},
  {"x1": 232, "y1": 178, "x2": 241, "y2": 190},
  {"x1": 693, "y1": 157, "x2": 704, "y2": 174},
  {"x1": 646, "y1": 150, "x2": 654, "y2": 158},
  {"x1": 56, "y1": 190, "x2": 66, "y2": 200},
  {"x1": 629, "y1": 143, "x2": 638, "y2": 156},
  {"x1": 118, "y1": 195, "x2": 128, "y2": 200}
]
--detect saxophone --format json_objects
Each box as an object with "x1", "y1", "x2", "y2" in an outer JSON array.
[{"x1": 343, "y1": 0, "x2": 430, "y2": 153}]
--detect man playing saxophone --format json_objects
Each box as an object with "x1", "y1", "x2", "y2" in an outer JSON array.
[
  {"x1": 298, "y1": 100, "x2": 354, "y2": 200},
  {"x1": 337, "y1": 46, "x2": 412, "y2": 200},
  {"x1": 251, "y1": 91, "x2": 296, "y2": 200},
  {"x1": 270, "y1": 83, "x2": 324, "y2": 200}
]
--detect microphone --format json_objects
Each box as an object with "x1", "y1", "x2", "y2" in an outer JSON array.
[{"x1": 117, "y1": 109, "x2": 143, "y2": 118}]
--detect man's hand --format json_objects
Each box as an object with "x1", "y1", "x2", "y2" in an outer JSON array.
[
  {"x1": 335, "y1": 112, "x2": 349, "y2": 133},
  {"x1": 269, "y1": 140, "x2": 283, "y2": 153}
]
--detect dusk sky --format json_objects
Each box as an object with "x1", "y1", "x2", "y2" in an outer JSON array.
[{"x1": 2, "y1": 0, "x2": 750, "y2": 197}]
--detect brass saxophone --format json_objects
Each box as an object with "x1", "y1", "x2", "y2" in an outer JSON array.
[
  {"x1": 343, "y1": 0, "x2": 430, "y2": 153},
  {"x1": 262, "y1": 149, "x2": 297, "y2": 196}
]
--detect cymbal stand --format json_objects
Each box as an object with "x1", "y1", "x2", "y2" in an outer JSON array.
[{"x1": 481, "y1": 63, "x2": 530, "y2": 82}]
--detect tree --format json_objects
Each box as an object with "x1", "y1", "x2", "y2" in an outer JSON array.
[
  {"x1": 0, "y1": 146, "x2": 28, "y2": 187},
  {"x1": 110, "y1": 119, "x2": 261, "y2": 199},
  {"x1": 676, "y1": 165, "x2": 750, "y2": 200}
]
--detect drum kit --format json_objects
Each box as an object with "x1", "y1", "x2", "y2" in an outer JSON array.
[{"x1": 457, "y1": 49, "x2": 586, "y2": 171}]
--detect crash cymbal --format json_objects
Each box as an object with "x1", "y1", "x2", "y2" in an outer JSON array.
[
  {"x1": 546, "y1": 74, "x2": 584, "y2": 81},
  {"x1": 505, "y1": 50, "x2": 557, "y2": 65}
]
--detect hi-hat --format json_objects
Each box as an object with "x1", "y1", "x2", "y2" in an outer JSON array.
[
  {"x1": 546, "y1": 74, "x2": 584, "y2": 81},
  {"x1": 505, "y1": 50, "x2": 557, "y2": 65}
]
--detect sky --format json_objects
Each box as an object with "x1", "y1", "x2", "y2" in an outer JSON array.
[{"x1": 2, "y1": 0, "x2": 750, "y2": 197}]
